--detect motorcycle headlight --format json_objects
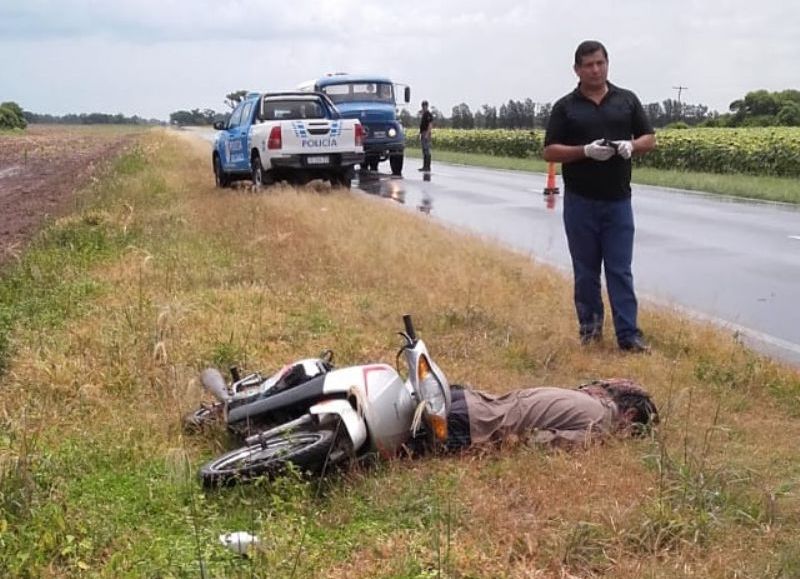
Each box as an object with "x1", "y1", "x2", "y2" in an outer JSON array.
[{"x1": 388, "y1": 127, "x2": 397, "y2": 138}]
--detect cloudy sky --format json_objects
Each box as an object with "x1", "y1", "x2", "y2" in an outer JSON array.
[{"x1": 2, "y1": 0, "x2": 798, "y2": 120}]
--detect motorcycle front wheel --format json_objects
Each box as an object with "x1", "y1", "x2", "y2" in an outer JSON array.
[{"x1": 200, "y1": 428, "x2": 336, "y2": 487}]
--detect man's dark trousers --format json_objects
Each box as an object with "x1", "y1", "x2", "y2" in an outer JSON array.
[{"x1": 563, "y1": 192, "x2": 639, "y2": 344}]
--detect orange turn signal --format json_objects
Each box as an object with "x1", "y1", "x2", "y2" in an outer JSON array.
[{"x1": 427, "y1": 413, "x2": 448, "y2": 441}]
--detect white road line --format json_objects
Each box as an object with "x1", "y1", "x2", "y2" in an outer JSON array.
[{"x1": 645, "y1": 296, "x2": 800, "y2": 361}]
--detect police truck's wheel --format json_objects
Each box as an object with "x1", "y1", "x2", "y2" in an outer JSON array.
[
  {"x1": 367, "y1": 157, "x2": 379, "y2": 172},
  {"x1": 334, "y1": 173, "x2": 352, "y2": 189},
  {"x1": 389, "y1": 154, "x2": 404, "y2": 176},
  {"x1": 214, "y1": 155, "x2": 230, "y2": 188},
  {"x1": 250, "y1": 153, "x2": 265, "y2": 188}
]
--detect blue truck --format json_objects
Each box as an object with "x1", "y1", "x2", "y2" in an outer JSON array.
[{"x1": 298, "y1": 74, "x2": 410, "y2": 176}]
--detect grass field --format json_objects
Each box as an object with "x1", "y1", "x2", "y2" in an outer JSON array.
[
  {"x1": 406, "y1": 147, "x2": 800, "y2": 204},
  {"x1": 1, "y1": 129, "x2": 800, "y2": 577}
]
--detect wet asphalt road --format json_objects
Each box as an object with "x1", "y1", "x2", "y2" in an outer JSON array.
[
  {"x1": 358, "y1": 160, "x2": 800, "y2": 366},
  {"x1": 184, "y1": 128, "x2": 800, "y2": 365}
]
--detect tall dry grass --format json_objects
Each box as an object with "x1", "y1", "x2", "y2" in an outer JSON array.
[{"x1": 0, "y1": 128, "x2": 798, "y2": 577}]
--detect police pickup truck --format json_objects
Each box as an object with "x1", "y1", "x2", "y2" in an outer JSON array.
[{"x1": 212, "y1": 91, "x2": 364, "y2": 189}]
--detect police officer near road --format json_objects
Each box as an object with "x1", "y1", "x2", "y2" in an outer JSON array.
[
  {"x1": 418, "y1": 100, "x2": 434, "y2": 172},
  {"x1": 544, "y1": 40, "x2": 656, "y2": 353}
]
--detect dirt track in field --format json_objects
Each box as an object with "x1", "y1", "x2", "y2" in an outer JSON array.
[{"x1": 0, "y1": 125, "x2": 136, "y2": 267}]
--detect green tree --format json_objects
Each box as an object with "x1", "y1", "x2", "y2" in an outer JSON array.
[
  {"x1": 482, "y1": 104, "x2": 498, "y2": 129},
  {"x1": 776, "y1": 102, "x2": 800, "y2": 126},
  {"x1": 0, "y1": 101, "x2": 26, "y2": 129},
  {"x1": 169, "y1": 108, "x2": 219, "y2": 126},
  {"x1": 225, "y1": 90, "x2": 249, "y2": 110},
  {"x1": 398, "y1": 109, "x2": 413, "y2": 128},
  {"x1": 450, "y1": 103, "x2": 474, "y2": 129}
]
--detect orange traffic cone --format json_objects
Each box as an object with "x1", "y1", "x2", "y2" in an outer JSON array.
[{"x1": 543, "y1": 162, "x2": 560, "y2": 196}]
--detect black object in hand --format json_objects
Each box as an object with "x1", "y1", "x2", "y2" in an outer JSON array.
[{"x1": 600, "y1": 139, "x2": 620, "y2": 152}]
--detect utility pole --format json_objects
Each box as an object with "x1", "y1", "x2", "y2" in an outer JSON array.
[{"x1": 672, "y1": 85, "x2": 688, "y2": 120}]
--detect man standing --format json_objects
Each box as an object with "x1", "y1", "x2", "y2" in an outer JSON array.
[
  {"x1": 419, "y1": 100, "x2": 434, "y2": 172},
  {"x1": 544, "y1": 40, "x2": 656, "y2": 352}
]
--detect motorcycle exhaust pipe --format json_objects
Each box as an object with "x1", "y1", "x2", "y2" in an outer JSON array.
[{"x1": 200, "y1": 368, "x2": 230, "y2": 402}]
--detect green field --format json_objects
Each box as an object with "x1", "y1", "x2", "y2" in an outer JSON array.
[
  {"x1": 409, "y1": 126, "x2": 800, "y2": 176},
  {"x1": 405, "y1": 126, "x2": 800, "y2": 203},
  {"x1": 1, "y1": 129, "x2": 799, "y2": 577}
]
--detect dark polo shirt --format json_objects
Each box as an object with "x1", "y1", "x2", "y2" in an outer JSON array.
[{"x1": 545, "y1": 82, "x2": 654, "y2": 200}]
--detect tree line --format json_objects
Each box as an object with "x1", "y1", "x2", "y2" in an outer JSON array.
[
  {"x1": 0, "y1": 102, "x2": 162, "y2": 128},
  {"x1": 6, "y1": 87, "x2": 797, "y2": 131},
  {"x1": 169, "y1": 91, "x2": 248, "y2": 126},
  {"x1": 400, "y1": 89, "x2": 800, "y2": 130},
  {"x1": 23, "y1": 111, "x2": 161, "y2": 125}
]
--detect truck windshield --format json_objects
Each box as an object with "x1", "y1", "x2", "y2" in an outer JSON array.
[
  {"x1": 322, "y1": 82, "x2": 394, "y2": 104},
  {"x1": 262, "y1": 99, "x2": 327, "y2": 120}
]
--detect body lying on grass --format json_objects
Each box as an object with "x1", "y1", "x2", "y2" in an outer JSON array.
[{"x1": 417, "y1": 378, "x2": 659, "y2": 453}]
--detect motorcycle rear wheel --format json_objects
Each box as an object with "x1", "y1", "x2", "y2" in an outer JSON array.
[{"x1": 200, "y1": 428, "x2": 336, "y2": 487}]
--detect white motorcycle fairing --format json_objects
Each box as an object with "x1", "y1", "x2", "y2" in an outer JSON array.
[
  {"x1": 320, "y1": 364, "x2": 416, "y2": 457},
  {"x1": 308, "y1": 399, "x2": 367, "y2": 450}
]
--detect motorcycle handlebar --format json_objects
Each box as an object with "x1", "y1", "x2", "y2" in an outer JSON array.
[{"x1": 403, "y1": 314, "x2": 417, "y2": 342}]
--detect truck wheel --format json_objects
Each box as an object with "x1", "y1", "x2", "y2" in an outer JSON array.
[
  {"x1": 251, "y1": 153, "x2": 265, "y2": 188},
  {"x1": 333, "y1": 173, "x2": 352, "y2": 189},
  {"x1": 367, "y1": 156, "x2": 379, "y2": 172},
  {"x1": 389, "y1": 154, "x2": 404, "y2": 176},
  {"x1": 214, "y1": 155, "x2": 230, "y2": 188}
]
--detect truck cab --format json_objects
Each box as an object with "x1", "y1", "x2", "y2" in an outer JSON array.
[{"x1": 299, "y1": 74, "x2": 410, "y2": 176}]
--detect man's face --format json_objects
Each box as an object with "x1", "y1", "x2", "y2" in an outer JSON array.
[{"x1": 574, "y1": 50, "x2": 608, "y2": 90}]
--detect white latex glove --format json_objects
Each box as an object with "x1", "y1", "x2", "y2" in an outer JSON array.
[
  {"x1": 583, "y1": 139, "x2": 615, "y2": 161},
  {"x1": 611, "y1": 140, "x2": 634, "y2": 159}
]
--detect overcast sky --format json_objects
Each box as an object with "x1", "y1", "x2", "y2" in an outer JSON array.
[{"x1": 2, "y1": 0, "x2": 798, "y2": 120}]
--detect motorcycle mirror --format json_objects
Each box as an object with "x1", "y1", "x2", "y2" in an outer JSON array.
[{"x1": 201, "y1": 368, "x2": 230, "y2": 402}]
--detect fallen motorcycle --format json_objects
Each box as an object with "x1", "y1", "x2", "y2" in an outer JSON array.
[{"x1": 187, "y1": 315, "x2": 451, "y2": 486}]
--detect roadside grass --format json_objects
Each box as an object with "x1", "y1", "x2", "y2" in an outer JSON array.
[
  {"x1": 0, "y1": 129, "x2": 799, "y2": 576},
  {"x1": 406, "y1": 147, "x2": 800, "y2": 204}
]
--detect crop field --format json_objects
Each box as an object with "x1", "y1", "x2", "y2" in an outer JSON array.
[
  {"x1": 1, "y1": 127, "x2": 799, "y2": 577},
  {"x1": 407, "y1": 127, "x2": 800, "y2": 178},
  {"x1": 0, "y1": 125, "x2": 142, "y2": 266}
]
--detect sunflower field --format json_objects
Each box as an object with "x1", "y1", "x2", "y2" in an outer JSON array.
[{"x1": 407, "y1": 127, "x2": 800, "y2": 177}]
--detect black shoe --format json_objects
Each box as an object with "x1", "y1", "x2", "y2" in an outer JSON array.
[
  {"x1": 619, "y1": 336, "x2": 651, "y2": 354},
  {"x1": 580, "y1": 331, "x2": 603, "y2": 346}
]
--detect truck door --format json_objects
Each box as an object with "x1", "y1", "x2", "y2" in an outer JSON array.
[
  {"x1": 232, "y1": 100, "x2": 254, "y2": 172},
  {"x1": 220, "y1": 102, "x2": 245, "y2": 172}
]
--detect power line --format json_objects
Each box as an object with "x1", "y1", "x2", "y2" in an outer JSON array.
[
  {"x1": 672, "y1": 86, "x2": 688, "y2": 121},
  {"x1": 672, "y1": 85, "x2": 688, "y2": 104}
]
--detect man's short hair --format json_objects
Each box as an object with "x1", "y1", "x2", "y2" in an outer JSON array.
[
  {"x1": 580, "y1": 379, "x2": 658, "y2": 435},
  {"x1": 612, "y1": 391, "x2": 659, "y2": 435},
  {"x1": 574, "y1": 40, "x2": 608, "y2": 66},
  {"x1": 421, "y1": 100, "x2": 429, "y2": 107}
]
